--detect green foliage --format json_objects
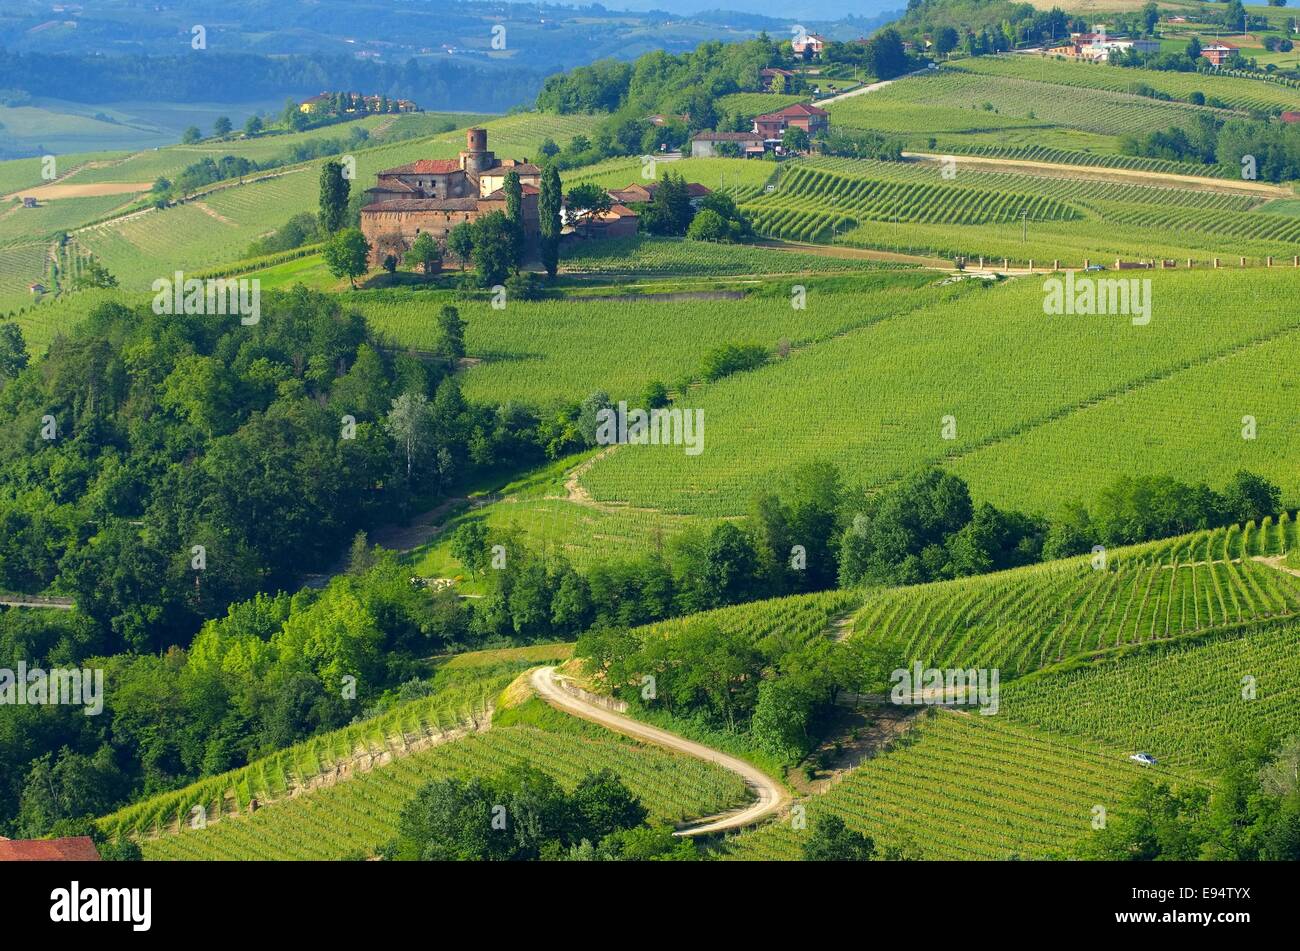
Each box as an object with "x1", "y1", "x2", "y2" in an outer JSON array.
[{"x1": 322, "y1": 227, "x2": 370, "y2": 287}]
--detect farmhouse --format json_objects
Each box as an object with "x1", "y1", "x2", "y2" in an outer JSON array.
[
  {"x1": 1200, "y1": 42, "x2": 1238, "y2": 67},
  {"x1": 691, "y1": 131, "x2": 766, "y2": 158},
  {"x1": 360, "y1": 128, "x2": 540, "y2": 266},
  {"x1": 753, "y1": 102, "x2": 830, "y2": 140},
  {"x1": 300, "y1": 92, "x2": 418, "y2": 114},
  {"x1": 792, "y1": 33, "x2": 826, "y2": 58},
  {"x1": 760, "y1": 67, "x2": 796, "y2": 91},
  {"x1": 608, "y1": 181, "x2": 712, "y2": 208}
]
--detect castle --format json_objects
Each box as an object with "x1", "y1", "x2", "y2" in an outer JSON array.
[{"x1": 360, "y1": 128, "x2": 541, "y2": 267}]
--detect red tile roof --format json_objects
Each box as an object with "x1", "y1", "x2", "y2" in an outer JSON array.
[
  {"x1": 0, "y1": 836, "x2": 101, "y2": 861},
  {"x1": 776, "y1": 103, "x2": 829, "y2": 118},
  {"x1": 381, "y1": 159, "x2": 461, "y2": 175}
]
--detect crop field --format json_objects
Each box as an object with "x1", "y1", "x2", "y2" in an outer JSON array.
[
  {"x1": 628, "y1": 588, "x2": 864, "y2": 651},
  {"x1": 723, "y1": 711, "x2": 1168, "y2": 860},
  {"x1": 714, "y1": 92, "x2": 808, "y2": 118},
  {"x1": 563, "y1": 156, "x2": 775, "y2": 196},
  {"x1": 746, "y1": 155, "x2": 1297, "y2": 259},
  {"x1": 0, "y1": 193, "x2": 133, "y2": 244},
  {"x1": 0, "y1": 243, "x2": 52, "y2": 316},
  {"x1": 951, "y1": 55, "x2": 1300, "y2": 115},
  {"x1": 935, "y1": 142, "x2": 1231, "y2": 177},
  {"x1": 828, "y1": 69, "x2": 1214, "y2": 140},
  {"x1": 577, "y1": 270, "x2": 1300, "y2": 520},
  {"x1": 557, "y1": 235, "x2": 897, "y2": 275},
  {"x1": 743, "y1": 164, "x2": 1083, "y2": 238},
  {"x1": 101, "y1": 663, "x2": 518, "y2": 839},
  {"x1": 134, "y1": 721, "x2": 748, "y2": 860},
  {"x1": 357, "y1": 271, "x2": 954, "y2": 406},
  {"x1": 1003, "y1": 621, "x2": 1300, "y2": 773},
  {"x1": 5, "y1": 287, "x2": 139, "y2": 353},
  {"x1": 849, "y1": 523, "x2": 1300, "y2": 680}
]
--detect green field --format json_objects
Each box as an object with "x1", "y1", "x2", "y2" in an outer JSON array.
[
  {"x1": 1003, "y1": 620, "x2": 1300, "y2": 774},
  {"x1": 576, "y1": 269, "x2": 1300, "y2": 520},
  {"x1": 743, "y1": 155, "x2": 1299, "y2": 260},
  {"x1": 723, "y1": 711, "x2": 1173, "y2": 860},
  {"x1": 850, "y1": 518, "x2": 1300, "y2": 680},
  {"x1": 951, "y1": 55, "x2": 1300, "y2": 115}
]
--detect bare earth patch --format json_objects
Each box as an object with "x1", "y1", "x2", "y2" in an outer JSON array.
[{"x1": 8, "y1": 181, "x2": 153, "y2": 200}]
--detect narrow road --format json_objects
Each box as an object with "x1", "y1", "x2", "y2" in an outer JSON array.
[
  {"x1": 530, "y1": 666, "x2": 788, "y2": 836},
  {"x1": 0, "y1": 595, "x2": 74, "y2": 610},
  {"x1": 816, "y1": 68, "x2": 930, "y2": 105}
]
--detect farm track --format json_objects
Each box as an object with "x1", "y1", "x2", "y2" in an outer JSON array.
[{"x1": 530, "y1": 666, "x2": 788, "y2": 836}]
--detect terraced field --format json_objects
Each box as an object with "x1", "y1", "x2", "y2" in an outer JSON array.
[
  {"x1": 134, "y1": 722, "x2": 748, "y2": 860},
  {"x1": 562, "y1": 156, "x2": 775, "y2": 197},
  {"x1": 0, "y1": 242, "x2": 52, "y2": 316},
  {"x1": 723, "y1": 712, "x2": 1171, "y2": 860}
]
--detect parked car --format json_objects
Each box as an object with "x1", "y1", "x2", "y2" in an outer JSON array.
[{"x1": 1130, "y1": 752, "x2": 1157, "y2": 766}]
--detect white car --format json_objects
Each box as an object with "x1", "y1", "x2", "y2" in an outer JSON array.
[{"x1": 1130, "y1": 752, "x2": 1158, "y2": 766}]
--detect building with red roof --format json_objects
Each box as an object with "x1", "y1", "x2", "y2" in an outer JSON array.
[{"x1": 0, "y1": 836, "x2": 101, "y2": 861}]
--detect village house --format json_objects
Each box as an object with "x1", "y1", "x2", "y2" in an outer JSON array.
[
  {"x1": 608, "y1": 181, "x2": 712, "y2": 209},
  {"x1": 691, "y1": 130, "x2": 766, "y2": 158},
  {"x1": 753, "y1": 102, "x2": 830, "y2": 141},
  {"x1": 1046, "y1": 29, "x2": 1159, "y2": 60},
  {"x1": 792, "y1": 33, "x2": 826, "y2": 58},
  {"x1": 1200, "y1": 42, "x2": 1238, "y2": 67},
  {"x1": 759, "y1": 67, "x2": 796, "y2": 91},
  {"x1": 359, "y1": 128, "x2": 540, "y2": 266}
]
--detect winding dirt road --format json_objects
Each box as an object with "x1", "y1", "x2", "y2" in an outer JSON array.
[{"x1": 530, "y1": 666, "x2": 788, "y2": 836}]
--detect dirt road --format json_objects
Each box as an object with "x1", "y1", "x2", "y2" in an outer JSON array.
[
  {"x1": 816, "y1": 68, "x2": 930, "y2": 106},
  {"x1": 530, "y1": 666, "x2": 788, "y2": 836}
]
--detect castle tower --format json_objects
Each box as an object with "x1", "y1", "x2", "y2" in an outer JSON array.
[{"x1": 460, "y1": 128, "x2": 496, "y2": 180}]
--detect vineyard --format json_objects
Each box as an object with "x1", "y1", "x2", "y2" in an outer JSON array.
[
  {"x1": 828, "y1": 68, "x2": 1215, "y2": 139},
  {"x1": 950, "y1": 55, "x2": 1300, "y2": 116},
  {"x1": 557, "y1": 234, "x2": 892, "y2": 276},
  {"x1": 578, "y1": 270, "x2": 1300, "y2": 519},
  {"x1": 849, "y1": 516, "x2": 1300, "y2": 680},
  {"x1": 1003, "y1": 620, "x2": 1300, "y2": 773},
  {"x1": 133, "y1": 720, "x2": 748, "y2": 860},
  {"x1": 627, "y1": 588, "x2": 864, "y2": 652},
  {"x1": 742, "y1": 155, "x2": 1298, "y2": 259},
  {"x1": 99, "y1": 662, "x2": 523, "y2": 840},
  {"x1": 932, "y1": 142, "x2": 1232, "y2": 178},
  {"x1": 722, "y1": 711, "x2": 1172, "y2": 860},
  {"x1": 562, "y1": 156, "x2": 774, "y2": 198}
]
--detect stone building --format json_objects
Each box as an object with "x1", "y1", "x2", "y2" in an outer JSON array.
[{"x1": 360, "y1": 128, "x2": 541, "y2": 266}]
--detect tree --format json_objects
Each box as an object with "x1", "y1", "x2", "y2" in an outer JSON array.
[
  {"x1": 382, "y1": 254, "x2": 398, "y2": 275},
  {"x1": 539, "y1": 165, "x2": 562, "y2": 279},
  {"x1": 386, "y1": 391, "x2": 433, "y2": 481},
  {"x1": 934, "y1": 25, "x2": 960, "y2": 56},
  {"x1": 781, "y1": 126, "x2": 810, "y2": 154},
  {"x1": 1142, "y1": 2, "x2": 1159, "y2": 34},
  {"x1": 447, "y1": 221, "x2": 475, "y2": 269},
  {"x1": 0, "y1": 322, "x2": 29, "y2": 383},
  {"x1": 322, "y1": 228, "x2": 370, "y2": 288},
  {"x1": 802, "y1": 814, "x2": 876, "y2": 861},
  {"x1": 686, "y1": 208, "x2": 728, "y2": 242},
  {"x1": 449, "y1": 522, "x2": 491, "y2": 576},
  {"x1": 436, "y1": 305, "x2": 466, "y2": 362},
  {"x1": 213, "y1": 116, "x2": 232, "y2": 137},
  {"x1": 403, "y1": 232, "x2": 442, "y2": 276},
  {"x1": 564, "y1": 182, "x2": 612, "y2": 237},
  {"x1": 181, "y1": 125, "x2": 201, "y2": 144},
  {"x1": 469, "y1": 211, "x2": 516, "y2": 287},
  {"x1": 570, "y1": 770, "x2": 647, "y2": 842},
  {"x1": 1223, "y1": 470, "x2": 1281, "y2": 523},
  {"x1": 243, "y1": 114, "x2": 263, "y2": 136},
  {"x1": 503, "y1": 170, "x2": 525, "y2": 266},
  {"x1": 74, "y1": 259, "x2": 117, "y2": 290},
  {"x1": 752, "y1": 677, "x2": 816, "y2": 762},
  {"x1": 639, "y1": 172, "x2": 693, "y2": 236},
  {"x1": 319, "y1": 160, "x2": 350, "y2": 235}
]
